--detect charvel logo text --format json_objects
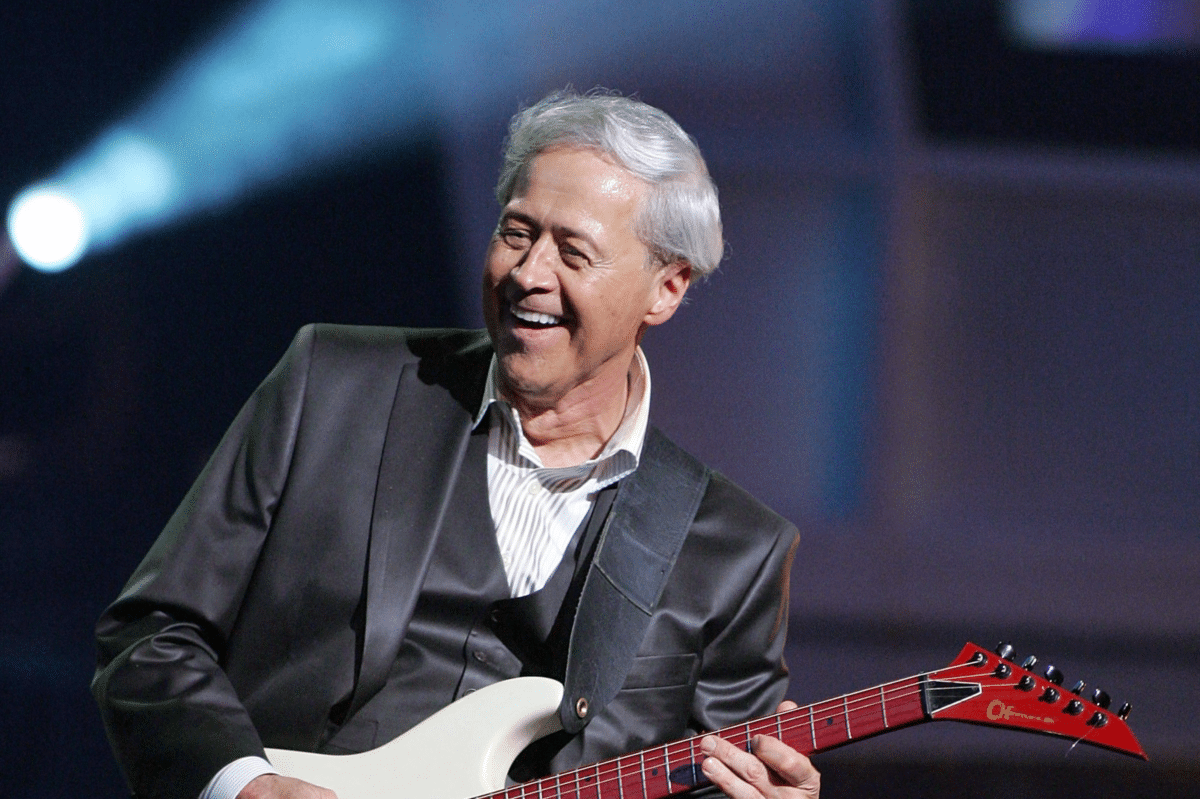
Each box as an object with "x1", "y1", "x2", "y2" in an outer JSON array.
[{"x1": 987, "y1": 699, "x2": 1055, "y2": 725}]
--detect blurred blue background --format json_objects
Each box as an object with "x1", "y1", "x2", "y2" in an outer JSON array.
[{"x1": 1, "y1": 1, "x2": 1197, "y2": 796}]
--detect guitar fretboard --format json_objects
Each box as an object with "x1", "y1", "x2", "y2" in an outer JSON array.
[{"x1": 486, "y1": 674, "x2": 934, "y2": 799}]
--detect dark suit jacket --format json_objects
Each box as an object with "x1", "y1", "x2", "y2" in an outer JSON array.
[{"x1": 92, "y1": 324, "x2": 799, "y2": 799}]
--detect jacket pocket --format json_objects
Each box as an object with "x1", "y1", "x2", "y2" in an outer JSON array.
[{"x1": 620, "y1": 653, "x2": 699, "y2": 690}]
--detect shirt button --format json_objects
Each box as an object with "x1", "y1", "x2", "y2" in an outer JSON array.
[{"x1": 526, "y1": 480, "x2": 542, "y2": 496}]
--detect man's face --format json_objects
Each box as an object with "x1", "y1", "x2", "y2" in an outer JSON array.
[{"x1": 483, "y1": 147, "x2": 690, "y2": 407}]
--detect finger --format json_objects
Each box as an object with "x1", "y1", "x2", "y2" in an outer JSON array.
[
  {"x1": 699, "y1": 735, "x2": 774, "y2": 798},
  {"x1": 750, "y1": 735, "x2": 820, "y2": 797}
]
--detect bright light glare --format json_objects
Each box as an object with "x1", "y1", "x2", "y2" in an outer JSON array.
[
  {"x1": 7, "y1": 188, "x2": 89, "y2": 272},
  {"x1": 6, "y1": 0, "x2": 819, "y2": 273}
]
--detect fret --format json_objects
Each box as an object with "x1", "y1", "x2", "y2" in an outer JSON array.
[
  {"x1": 643, "y1": 744, "x2": 668, "y2": 799},
  {"x1": 843, "y1": 696, "x2": 851, "y2": 739},
  {"x1": 775, "y1": 710, "x2": 783, "y2": 743},
  {"x1": 849, "y1": 687, "x2": 883, "y2": 740},
  {"x1": 687, "y1": 735, "x2": 702, "y2": 791},
  {"x1": 576, "y1": 762, "x2": 596, "y2": 799},
  {"x1": 639, "y1": 750, "x2": 647, "y2": 799},
  {"x1": 886, "y1": 677, "x2": 926, "y2": 727},
  {"x1": 808, "y1": 704, "x2": 816, "y2": 750},
  {"x1": 659, "y1": 743, "x2": 674, "y2": 797},
  {"x1": 880, "y1": 685, "x2": 889, "y2": 727},
  {"x1": 661, "y1": 738, "x2": 702, "y2": 794},
  {"x1": 813, "y1": 697, "x2": 850, "y2": 749}
]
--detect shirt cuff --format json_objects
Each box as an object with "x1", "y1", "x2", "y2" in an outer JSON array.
[{"x1": 199, "y1": 756, "x2": 279, "y2": 799}]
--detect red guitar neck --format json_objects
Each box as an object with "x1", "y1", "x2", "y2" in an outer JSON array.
[{"x1": 486, "y1": 642, "x2": 1145, "y2": 799}]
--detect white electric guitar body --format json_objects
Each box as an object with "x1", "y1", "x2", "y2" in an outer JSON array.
[
  {"x1": 266, "y1": 643, "x2": 1146, "y2": 799},
  {"x1": 266, "y1": 677, "x2": 564, "y2": 799}
]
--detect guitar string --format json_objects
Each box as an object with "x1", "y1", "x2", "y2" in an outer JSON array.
[
  {"x1": 487, "y1": 669, "x2": 1109, "y2": 799},
  {"x1": 483, "y1": 661, "x2": 1106, "y2": 799},
  {"x1": 484, "y1": 663, "x2": 1125, "y2": 799}
]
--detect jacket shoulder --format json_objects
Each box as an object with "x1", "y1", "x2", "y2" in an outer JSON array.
[
  {"x1": 285, "y1": 324, "x2": 492, "y2": 417},
  {"x1": 701, "y1": 470, "x2": 797, "y2": 541},
  {"x1": 648, "y1": 426, "x2": 797, "y2": 546},
  {"x1": 297, "y1": 324, "x2": 491, "y2": 363}
]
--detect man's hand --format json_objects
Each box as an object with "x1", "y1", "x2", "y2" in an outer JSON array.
[
  {"x1": 237, "y1": 774, "x2": 337, "y2": 799},
  {"x1": 699, "y1": 701, "x2": 820, "y2": 799}
]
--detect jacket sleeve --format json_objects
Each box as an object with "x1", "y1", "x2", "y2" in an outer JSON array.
[
  {"x1": 686, "y1": 478, "x2": 799, "y2": 799},
  {"x1": 689, "y1": 480, "x2": 798, "y2": 734},
  {"x1": 91, "y1": 325, "x2": 316, "y2": 799}
]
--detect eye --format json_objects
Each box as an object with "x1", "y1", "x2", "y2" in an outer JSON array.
[
  {"x1": 559, "y1": 244, "x2": 589, "y2": 267},
  {"x1": 498, "y1": 226, "x2": 532, "y2": 248}
]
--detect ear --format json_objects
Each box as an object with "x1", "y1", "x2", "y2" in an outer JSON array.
[{"x1": 643, "y1": 261, "x2": 693, "y2": 327}]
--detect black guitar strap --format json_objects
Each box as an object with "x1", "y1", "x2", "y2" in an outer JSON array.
[{"x1": 558, "y1": 426, "x2": 710, "y2": 734}]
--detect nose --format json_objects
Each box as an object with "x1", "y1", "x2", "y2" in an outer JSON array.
[{"x1": 510, "y1": 235, "x2": 557, "y2": 291}]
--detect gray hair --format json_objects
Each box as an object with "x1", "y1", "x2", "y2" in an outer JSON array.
[{"x1": 495, "y1": 89, "x2": 723, "y2": 279}]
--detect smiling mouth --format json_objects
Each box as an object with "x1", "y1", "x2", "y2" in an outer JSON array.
[{"x1": 509, "y1": 304, "x2": 563, "y2": 328}]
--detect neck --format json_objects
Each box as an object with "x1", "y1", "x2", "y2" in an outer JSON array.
[{"x1": 503, "y1": 358, "x2": 636, "y2": 468}]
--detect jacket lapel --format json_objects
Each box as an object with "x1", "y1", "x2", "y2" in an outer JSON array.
[{"x1": 348, "y1": 344, "x2": 488, "y2": 717}]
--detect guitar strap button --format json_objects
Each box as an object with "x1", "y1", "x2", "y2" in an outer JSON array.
[{"x1": 575, "y1": 697, "x2": 590, "y2": 718}]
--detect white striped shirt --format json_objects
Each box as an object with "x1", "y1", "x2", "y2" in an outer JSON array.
[{"x1": 476, "y1": 349, "x2": 651, "y2": 597}]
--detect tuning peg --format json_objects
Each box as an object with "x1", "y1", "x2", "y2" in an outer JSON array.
[
  {"x1": 1020, "y1": 655, "x2": 1038, "y2": 670},
  {"x1": 996, "y1": 642, "x2": 1016, "y2": 661},
  {"x1": 1017, "y1": 675, "x2": 1036, "y2": 691},
  {"x1": 1088, "y1": 711, "x2": 1108, "y2": 728},
  {"x1": 1044, "y1": 665, "x2": 1064, "y2": 686},
  {"x1": 1092, "y1": 688, "x2": 1111, "y2": 709},
  {"x1": 993, "y1": 662, "x2": 1012, "y2": 679},
  {"x1": 1070, "y1": 680, "x2": 1086, "y2": 695},
  {"x1": 1065, "y1": 699, "x2": 1085, "y2": 715},
  {"x1": 1117, "y1": 702, "x2": 1132, "y2": 720},
  {"x1": 1040, "y1": 686, "x2": 1060, "y2": 703}
]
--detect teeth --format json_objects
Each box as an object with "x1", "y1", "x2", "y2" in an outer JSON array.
[{"x1": 510, "y1": 306, "x2": 561, "y2": 326}]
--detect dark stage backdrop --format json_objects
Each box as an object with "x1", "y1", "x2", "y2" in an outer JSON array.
[{"x1": 2, "y1": 2, "x2": 1197, "y2": 797}]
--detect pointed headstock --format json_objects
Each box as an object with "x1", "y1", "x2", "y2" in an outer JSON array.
[{"x1": 920, "y1": 642, "x2": 1147, "y2": 759}]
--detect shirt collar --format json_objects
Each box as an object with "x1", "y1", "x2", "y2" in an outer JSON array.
[{"x1": 475, "y1": 348, "x2": 652, "y2": 467}]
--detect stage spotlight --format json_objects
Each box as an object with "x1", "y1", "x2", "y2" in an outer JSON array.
[
  {"x1": 6, "y1": 0, "x2": 819, "y2": 274},
  {"x1": 7, "y1": 187, "x2": 89, "y2": 273}
]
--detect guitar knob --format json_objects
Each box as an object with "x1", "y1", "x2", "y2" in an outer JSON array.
[
  {"x1": 1044, "y1": 665, "x2": 1064, "y2": 686},
  {"x1": 1040, "y1": 686, "x2": 1060, "y2": 703},
  {"x1": 1118, "y1": 702, "x2": 1132, "y2": 720},
  {"x1": 996, "y1": 642, "x2": 1016, "y2": 661},
  {"x1": 1020, "y1": 655, "x2": 1038, "y2": 670},
  {"x1": 1070, "y1": 680, "x2": 1086, "y2": 695},
  {"x1": 1064, "y1": 699, "x2": 1085, "y2": 715},
  {"x1": 1017, "y1": 675, "x2": 1036, "y2": 691},
  {"x1": 994, "y1": 662, "x2": 1012, "y2": 679},
  {"x1": 1088, "y1": 711, "x2": 1109, "y2": 728},
  {"x1": 1092, "y1": 688, "x2": 1111, "y2": 709}
]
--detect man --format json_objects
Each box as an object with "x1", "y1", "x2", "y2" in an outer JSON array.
[{"x1": 93, "y1": 90, "x2": 820, "y2": 799}]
